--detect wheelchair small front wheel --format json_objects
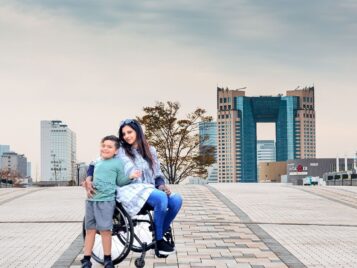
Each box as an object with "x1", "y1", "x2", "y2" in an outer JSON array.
[{"x1": 135, "y1": 257, "x2": 145, "y2": 268}]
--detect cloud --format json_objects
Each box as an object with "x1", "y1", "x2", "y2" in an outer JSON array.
[{"x1": 0, "y1": 0, "x2": 357, "y2": 178}]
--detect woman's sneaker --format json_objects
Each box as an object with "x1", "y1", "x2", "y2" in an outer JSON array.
[{"x1": 156, "y1": 239, "x2": 175, "y2": 256}]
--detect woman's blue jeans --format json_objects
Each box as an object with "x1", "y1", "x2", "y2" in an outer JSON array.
[{"x1": 146, "y1": 189, "x2": 183, "y2": 241}]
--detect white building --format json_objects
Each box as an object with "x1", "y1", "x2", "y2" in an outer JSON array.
[
  {"x1": 1, "y1": 152, "x2": 27, "y2": 178},
  {"x1": 41, "y1": 120, "x2": 77, "y2": 183},
  {"x1": 257, "y1": 140, "x2": 276, "y2": 163},
  {"x1": 26, "y1": 162, "x2": 32, "y2": 177}
]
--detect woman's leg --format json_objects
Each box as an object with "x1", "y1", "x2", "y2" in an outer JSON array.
[
  {"x1": 163, "y1": 193, "x2": 183, "y2": 234},
  {"x1": 146, "y1": 189, "x2": 168, "y2": 240}
]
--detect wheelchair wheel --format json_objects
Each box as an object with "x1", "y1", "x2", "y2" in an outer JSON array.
[
  {"x1": 82, "y1": 203, "x2": 134, "y2": 265},
  {"x1": 129, "y1": 214, "x2": 154, "y2": 252}
]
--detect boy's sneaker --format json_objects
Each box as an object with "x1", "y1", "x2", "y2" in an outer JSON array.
[
  {"x1": 104, "y1": 259, "x2": 114, "y2": 268},
  {"x1": 80, "y1": 259, "x2": 92, "y2": 268},
  {"x1": 156, "y1": 239, "x2": 175, "y2": 256}
]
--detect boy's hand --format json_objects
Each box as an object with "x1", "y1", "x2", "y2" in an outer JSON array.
[
  {"x1": 130, "y1": 170, "x2": 141, "y2": 180},
  {"x1": 84, "y1": 177, "x2": 95, "y2": 198}
]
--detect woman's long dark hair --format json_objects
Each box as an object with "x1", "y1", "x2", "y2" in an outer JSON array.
[{"x1": 118, "y1": 119, "x2": 154, "y2": 171}]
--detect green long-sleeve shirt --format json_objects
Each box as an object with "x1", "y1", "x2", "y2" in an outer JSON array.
[{"x1": 89, "y1": 157, "x2": 131, "y2": 201}]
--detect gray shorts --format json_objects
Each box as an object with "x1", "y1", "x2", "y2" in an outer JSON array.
[{"x1": 85, "y1": 200, "x2": 116, "y2": 231}]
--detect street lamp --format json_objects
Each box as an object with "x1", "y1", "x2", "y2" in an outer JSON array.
[{"x1": 76, "y1": 162, "x2": 85, "y2": 186}]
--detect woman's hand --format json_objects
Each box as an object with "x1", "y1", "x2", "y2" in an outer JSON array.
[
  {"x1": 130, "y1": 170, "x2": 142, "y2": 180},
  {"x1": 159, "y1": 184, "x2": 171, "y2": 196}
]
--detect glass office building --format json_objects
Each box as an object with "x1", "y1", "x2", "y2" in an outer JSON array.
[{"x1": 217, "y1": 86, "x2": 316, "y2": 183}]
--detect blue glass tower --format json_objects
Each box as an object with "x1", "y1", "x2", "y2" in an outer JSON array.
[{"x1": 217, "y1": 87, "x2": 315, "y2": 183}]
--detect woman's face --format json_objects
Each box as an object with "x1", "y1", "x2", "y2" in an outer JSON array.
[{"x1": 122, "y1": 125, "x2": 137, "y2": 146}]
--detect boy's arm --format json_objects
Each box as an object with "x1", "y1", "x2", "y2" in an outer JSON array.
[{"x1": 116, "y1": 160, "x2": 131, "y2": 187}]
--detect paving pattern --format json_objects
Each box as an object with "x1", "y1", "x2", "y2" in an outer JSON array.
[
  {"x1": 211, "y1": 184, "x2": 357, "y2": 268},
  {"x1": 1, "y1": 184, "x2": 357, "y2": 268},
  {"x1": 0, "y1": 187, "x2": 85, "y2": 267},
  {"x1": 71, "y1": 185, "x2": 291, "y2": 268}
]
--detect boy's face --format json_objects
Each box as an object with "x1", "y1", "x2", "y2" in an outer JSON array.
[{"x1": 100, "y1": 140, "x2": 117, "y2": 159}]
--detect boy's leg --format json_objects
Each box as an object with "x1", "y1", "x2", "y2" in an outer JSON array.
[
  {"x1": 100, "y1": 230, "x2": 112, "y2": 255},
  {"x1": 95, "y1": 201, "x2": 116, "y2": 267},
  {"x1": 84, "y1": 229, "x2": 96, "y2": 256},
  {"x1": 163, "y1": 193, "x2": 183, "y2": 234},
  {"x1": 82, "y1": 201, "x2": 96, "y2": 267}
]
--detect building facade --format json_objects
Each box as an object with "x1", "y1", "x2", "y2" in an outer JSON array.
[
  {"x1": 27, "y1": 162, "x2": 32, "y2": 177},
  {"x1": 1, "y1": 152, "x2": 27, "y2": 178},
  {"x1": 257, "y1": 140, "x2": 276, "y2": 163},
  {"x1": 0, "y1": 145, "x2": 10, "y2": 157},
  {"x1": 199, "y1": 122, "x2": 218, "y2": 183},
  {"x1": 258, "y1": 161, "x2": 287, "y2": 183},
  {"x1": 287, "y1": 158, "x2": 354, "y2": 185},
  {"x1": 217, "y1": 86, "x2": 316, "y2": 183},
  {"x1": 41, "y1": 120, "x2": 77, "y2": 183}
]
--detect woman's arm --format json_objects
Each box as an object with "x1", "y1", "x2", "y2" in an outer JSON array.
[{"x1": 150, "y1": 146, "x2": 169, "y2": 191}]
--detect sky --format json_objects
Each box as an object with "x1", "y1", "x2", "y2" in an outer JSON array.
[{"x1": 0, "y1": 0, "x2": 356, "y2": 179}]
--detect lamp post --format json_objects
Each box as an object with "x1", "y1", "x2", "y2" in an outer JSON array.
[
  {"x1": 75, "y1": 162, "x2": 85, "y2": 186},
  {"x1": 51, "y1": 153, "x2": 62, "y2": 187}
]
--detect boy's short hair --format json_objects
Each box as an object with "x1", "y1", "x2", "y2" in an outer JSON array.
[{"x1": 101, "y1": 135, "x2": 120, "y2": 149}]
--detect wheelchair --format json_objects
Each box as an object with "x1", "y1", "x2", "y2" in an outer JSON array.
[{"x1": 82, "y1": 202, "x2": 175, "y2": 268}]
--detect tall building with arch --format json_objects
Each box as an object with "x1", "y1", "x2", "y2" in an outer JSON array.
[{"x1": 217, "y1": 86, "x2": 316, "y2": 182}]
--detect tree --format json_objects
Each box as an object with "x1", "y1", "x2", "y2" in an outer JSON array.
[
  {"x1": 137, "y1": 101, "x2": 215, "y2": 184},
  {"x1": 0, "y1": 169, "x2": 21, "y2": 185}
]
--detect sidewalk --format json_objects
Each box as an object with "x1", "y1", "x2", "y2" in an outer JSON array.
[{"x1": 1, "y1": 184, "x2": 357, "y2": 267}]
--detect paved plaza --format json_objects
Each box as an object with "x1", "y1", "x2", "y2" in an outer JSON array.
[{"x1": 1, "y1": 184, "x2": 357, "y2": 267}]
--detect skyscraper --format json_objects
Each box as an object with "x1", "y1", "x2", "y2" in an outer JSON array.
[
  {"x1": 199, "y1": 121, "x2": 217, "y2": 160},
  {"x1": 0, "y1": 145, "x2": 10, "y2": 157},
  {"x1": 41, "y1": 120, "x2": 77, "y2": 183},
  {"x1": 257, "y1": 140, "x2": 276, "y2": 163},
  {"x1": 217, "y1": 86, "x2": 316, "y2": 183},
  {"x1": 199, "y1": 121, "x2": 218, "y2": 183}
]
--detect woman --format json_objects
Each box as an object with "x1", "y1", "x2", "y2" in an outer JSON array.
[{"x1": 85, "y1": 119, "x2": 182, "y2": 256}]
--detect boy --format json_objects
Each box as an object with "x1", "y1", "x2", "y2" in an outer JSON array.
[{"x1": 81, "y1": 135, "x2": 139, "y2": 268}]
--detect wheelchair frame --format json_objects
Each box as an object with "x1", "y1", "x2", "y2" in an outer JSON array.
[{"x1": 82, "y1": 202, "x2": 175, "y2": 268}]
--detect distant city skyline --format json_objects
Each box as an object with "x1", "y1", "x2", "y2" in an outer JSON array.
[{"x1": 1, "y1": 1, "x2": 356, "y2": 178}]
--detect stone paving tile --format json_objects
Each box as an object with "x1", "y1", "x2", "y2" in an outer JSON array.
[
  {"x1": 298, "y1": 186, "x2": 357, "y2": 209},
  {"x1": 0, "y1": 187, "x2": 43, "y2": 205},
  {"x1": 0, "y1": 187, "x2": 85, "y2": 222},
  {"x1": 261, "y1": 224, "x2": 357, "y2": 267},
  {"x1": 211, "y1": 183, "x2": 357, "y2": 226},
  {"x1": 70, "y1": 185, "x2": 286, "y2": 268},
  {"x1": 212, "y1": 183, "x2": 357, "y2": 268},
  {"x1": 0, "y1": 222, "x2": 81, "y2": 267}
]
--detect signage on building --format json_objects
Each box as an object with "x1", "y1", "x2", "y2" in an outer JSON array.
[{"x1": 288, "y1": 163, "x2": 308, "y2": 176}]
